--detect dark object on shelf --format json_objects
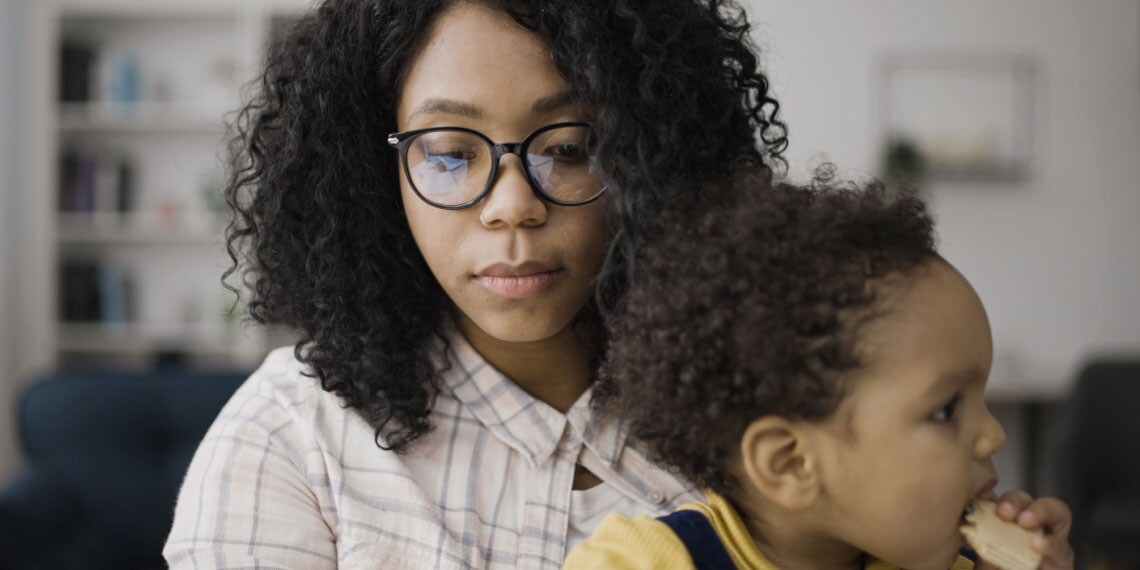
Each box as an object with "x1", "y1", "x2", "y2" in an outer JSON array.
[
  {"x1": 59, "y1": 261, "x2": 101, "y2": 322},
  {"x1": 59, "y1": 261, "x2": 132, "y2": 323},
  {"x1": 58, "y1": 149, "x2": 80, "y2": 212},
  {"x1": 0, "y1": 368, "x2": 249, "y2": 570},
  {"x1": 60, "y1": 42, "x2": 95, "y2": 102},
  {"x1": 881, "y1": 136, "x2": 927, "y2": 195},
  {"x1": 1051, "y1": 359, "x2": 1140, "y2": 569},
  {"x1": 116, "y1": 158, "x2": 135, "y2": 212},
  {"x1": 153, "y1": 348, "x2": 190, "y2": 369},
  {"x1": 58, "y1": 149, "x2": 135, "y2": 214}
]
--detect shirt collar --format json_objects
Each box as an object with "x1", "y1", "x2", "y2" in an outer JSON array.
[{"x1": 438, "y1": 321, "x2": 627, "y2": 469}]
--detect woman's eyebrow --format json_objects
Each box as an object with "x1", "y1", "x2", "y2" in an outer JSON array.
[
  {"x1": 409, "y1": 91, "x2": 578, "y2": 123},
  {"x1": 532, "y1": 90, "x2": 578, "y2": 113},
  {"x1": 409, "y1": 98, "x2": 483, "y2": 122}
]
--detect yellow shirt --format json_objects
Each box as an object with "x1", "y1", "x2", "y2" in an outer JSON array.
[{"x1": 562, "y1": 491, "x2": 975, "y2": 570}]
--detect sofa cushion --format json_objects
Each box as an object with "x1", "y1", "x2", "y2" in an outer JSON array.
[{"x1": 6, "y1": 369, "x2": 247, "y2": 570}]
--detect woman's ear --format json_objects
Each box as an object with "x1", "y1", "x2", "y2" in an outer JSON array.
[{"x1": 739, "y1": 416, "x2": 821, "y2": 511}]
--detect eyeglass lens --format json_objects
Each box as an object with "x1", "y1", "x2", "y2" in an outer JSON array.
[{"x1": 404, "y1": 125, "x2": 603, "y2": 207}]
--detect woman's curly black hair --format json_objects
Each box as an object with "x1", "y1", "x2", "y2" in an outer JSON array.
[
  {"x1": 601, "y1": 170, "x2": 938, "y2": 495},
  {"x1": 222, "y1": 0, "x2": 787, "y2": 453}
]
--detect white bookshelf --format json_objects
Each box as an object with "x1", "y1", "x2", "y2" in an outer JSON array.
[
  {"x1": 21, "y1": 0, "x2": 314, "y2": 373},
  {"x1": 56, "y1": 211, "x2": 224, "y2": 245},
  {"x1": 58, "y1": 102, "x2": 227, "y2": 134}
]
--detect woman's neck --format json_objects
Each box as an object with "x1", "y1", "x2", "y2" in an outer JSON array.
[{"x1": 454, "y1": 310, "x2": 593, "y2": 413}]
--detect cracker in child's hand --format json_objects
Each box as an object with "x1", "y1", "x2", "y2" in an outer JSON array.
[{"x1": 959, "y1": 499, "x2": 1043, "y2": 570}]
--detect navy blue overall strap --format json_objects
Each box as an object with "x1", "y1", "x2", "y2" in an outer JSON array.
[{"x1": 657, "y1": 509, "x2": 738, "y2": 570}]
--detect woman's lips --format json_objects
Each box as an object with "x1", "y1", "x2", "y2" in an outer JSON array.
[{"x1": 474, "y1": 263, "x2": 565, "y2": 297}]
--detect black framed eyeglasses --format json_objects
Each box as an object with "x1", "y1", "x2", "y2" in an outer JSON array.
[{"x1": 387, "y1": 121, "x2": 607, "y2": 210}]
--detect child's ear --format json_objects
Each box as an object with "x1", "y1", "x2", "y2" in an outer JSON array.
[{"x1": 739, "y1": 417, "x2": 820, "y2": 511}]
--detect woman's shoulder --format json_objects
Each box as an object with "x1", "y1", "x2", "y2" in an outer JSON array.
[
  {"x1": 212, "y1": 345, "x2": 367, "y2": 448},
  {"x1": 227, "y1": 346, "x2": 325, "y2": 408},
  {"x1": 243, "y1": 345, "x2": 321, "y2": 394},
  {"x1": 167, "y1": 345, "x2": 366, "y2": 569}
]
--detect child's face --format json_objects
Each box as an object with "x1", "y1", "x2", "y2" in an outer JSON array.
[{"x1": 811, "y1": 261, "x2": 1006, "y2": 570}]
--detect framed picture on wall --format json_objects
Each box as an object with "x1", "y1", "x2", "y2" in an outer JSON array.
[{"x1": 878, "y1": 52, "x2": 1039, "y2": 185}]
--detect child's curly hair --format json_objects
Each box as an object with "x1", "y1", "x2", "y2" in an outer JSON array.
[
  {"x1": 601, "y1": 170, "x2": 938, "y2": 494},
  {"x1": 223, "y1": 0, "x2": 787, "y2": 453}
]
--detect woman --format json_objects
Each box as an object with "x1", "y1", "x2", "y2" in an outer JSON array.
[{"x1": 164, "y1": 0, "x2": 786, "y2": 568}]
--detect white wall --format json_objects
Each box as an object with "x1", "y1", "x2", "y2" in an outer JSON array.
[
  {"x1": 748, "y1": 0, "x2": 1140, "y2": 391},
  {"x1": 0, "y1": 0, "x2": 27, "y2": 482}
]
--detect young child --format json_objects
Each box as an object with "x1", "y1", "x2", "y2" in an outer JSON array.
[{"x1": 565, "y1": 172, "x2": 1074, "y2": 570}]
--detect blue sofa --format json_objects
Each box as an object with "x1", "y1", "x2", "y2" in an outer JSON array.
[{"x1": 0, "y1": 369, "x2": 248, "y2": 570}]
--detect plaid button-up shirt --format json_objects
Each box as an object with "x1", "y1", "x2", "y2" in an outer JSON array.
[{"x1": 165, "y1": 326, "x2": 701, "y2": 569}]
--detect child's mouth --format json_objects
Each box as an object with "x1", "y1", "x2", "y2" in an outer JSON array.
[
  {"x1": 960, "y1": 501, "x2": 975, "y2": 526},
  {"x1": 967, "y1": 479, "x2": 999, "y2": 519},
  {"x1": 962, "y1": 481, "x2": 998, "y2": 525}
]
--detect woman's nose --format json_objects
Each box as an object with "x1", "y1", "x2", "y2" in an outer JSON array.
[{"x1": 478, "y1": 153, "x2": 548, "y2": 229}]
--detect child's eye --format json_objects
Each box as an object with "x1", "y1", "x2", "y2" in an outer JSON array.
[{"x1": 930, "y1": 394, "x2": 961, "y2": 423}]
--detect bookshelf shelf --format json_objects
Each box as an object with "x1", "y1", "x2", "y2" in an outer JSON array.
[
  {"x1": 57, "y1": 212, "x2": 224, "y2": 246},
  {"x1": 55, "y1": 322, "x2": 267, "y2": 369},
  {"x1": 58, "y1": 102, "x2": 226, "y2": 135},
  {"x1": 58, "y1": 321, "x2": 237, "y2": 354}
]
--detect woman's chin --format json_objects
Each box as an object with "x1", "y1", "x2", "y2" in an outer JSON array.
[{"x1": 456, "y1": 308, "x2": 573, "y2": 345}]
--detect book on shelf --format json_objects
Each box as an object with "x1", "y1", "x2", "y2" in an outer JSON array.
[
  {"x1": 59, "y1": 260, "x2": 133, "y2": 323},
  {"x1": 59, "y1": 148, "x2": 134, "y2": 214},
  {"x1": 59, "y1": 40, "x2": 140, "y2": 105},
  {"x1": 60, "y1": 42, "x2": 96, "y2": 103}
]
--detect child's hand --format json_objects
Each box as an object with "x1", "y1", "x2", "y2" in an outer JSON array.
[{"x1": 974, "y1": 490, "x2": 1074, "y2": 570}]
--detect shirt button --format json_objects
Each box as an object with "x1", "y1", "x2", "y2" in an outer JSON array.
[{"x1": 649, "y1": 490, "x2": 666, "y2": 505}]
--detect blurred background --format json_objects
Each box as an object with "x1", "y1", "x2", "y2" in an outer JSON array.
[{"x1": 0, "y1": 0, "x2": 1137, "y2": 568}]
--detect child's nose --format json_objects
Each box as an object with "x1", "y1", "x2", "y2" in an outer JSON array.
[{"x1": 974, "y1": 406, "x2": 1007, "y2": 459}]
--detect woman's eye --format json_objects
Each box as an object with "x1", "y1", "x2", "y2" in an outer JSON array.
[
  {"x1": 547, "y1": 143, "x2": 588, "y2": 161},
  {"x1": 423, "y1": 151, "x2": 476, "y2": 173},
  {"x1": 426, "y1": 150, "x2": 476, "y2": 161},
  {"x1": 930, "y1": 394, "x2": 961, "y2": 423}
]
